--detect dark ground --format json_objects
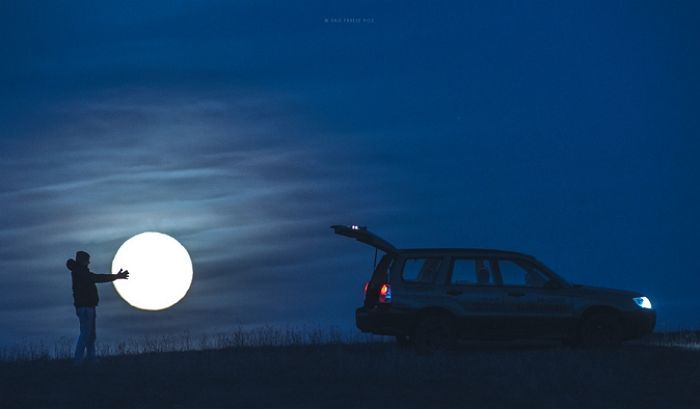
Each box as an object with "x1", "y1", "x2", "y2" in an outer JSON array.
[{"x1": 1, "y1": 339, "x2": 699, "y2": 409}]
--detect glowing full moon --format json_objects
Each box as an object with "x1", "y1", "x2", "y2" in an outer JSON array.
[{"x1": 112, "y1": 232, "x2": 193, "y2": 311}]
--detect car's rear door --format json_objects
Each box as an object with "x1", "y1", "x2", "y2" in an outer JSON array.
[
  {"x1": 331, "y1": 225, "x2": 397, "y2": 254},
  {"x1": 331, "y1": 225, "x2": 399, "y2": 307}
]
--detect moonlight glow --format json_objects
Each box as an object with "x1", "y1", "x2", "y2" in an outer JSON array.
[{"x1": 112, "y1": 232, "x2": 193, "y2": 311}]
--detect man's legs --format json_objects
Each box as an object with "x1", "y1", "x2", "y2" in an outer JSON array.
[
  {"x1": 74, "y1": 307, "x2": 96, "y2": 364},
  {"x1": 86, "y1": 308, "x2": 96, "y2": 360}
]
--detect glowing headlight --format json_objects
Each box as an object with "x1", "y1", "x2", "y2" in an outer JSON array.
[{"x1": 633, "y1": 296, "x2": 652, "y2": 309}]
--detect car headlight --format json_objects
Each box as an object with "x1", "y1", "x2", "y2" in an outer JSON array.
[{"x1": 633, "y1": 296, "x2": 652, "y2": 309}]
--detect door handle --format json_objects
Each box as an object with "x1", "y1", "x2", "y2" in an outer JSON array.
[
  {"x1": 508, "y1": 291, "x2": 525, "y2": 297},
  {"x1": 446, "y1": 290, "x2": 463, "y2": 296}
]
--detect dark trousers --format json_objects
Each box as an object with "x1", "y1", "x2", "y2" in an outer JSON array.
[{"x1": 74, "y1": 307, "x2": 96, "y2": 362}]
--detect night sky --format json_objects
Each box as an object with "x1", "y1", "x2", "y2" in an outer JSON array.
[{"x1": 1, "y1": 1, "x2": 698, "y2": 347}]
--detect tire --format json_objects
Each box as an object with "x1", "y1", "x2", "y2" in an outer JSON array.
[
  {"x1": 579, "y1": 312, "x2": 622, "y2": 347},
  {"x1": 413, "y1": 315, "x2": 454, "y2": 354},
  {"x1": 395, "y1": 334, "x2": 413, "y2": 348}
]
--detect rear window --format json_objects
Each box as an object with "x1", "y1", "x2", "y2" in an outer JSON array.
[{"x1": 401, "y1": 257, "x2": 442, "y2": 283}]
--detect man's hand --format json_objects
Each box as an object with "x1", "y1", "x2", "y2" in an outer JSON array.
[{"x1": 116, "y1": 269, "x2": 130, "y2": 280}]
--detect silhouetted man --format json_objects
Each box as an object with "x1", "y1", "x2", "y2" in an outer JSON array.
[{"x1": 66, "y1": 251, "x2": 129, "y2": 364}]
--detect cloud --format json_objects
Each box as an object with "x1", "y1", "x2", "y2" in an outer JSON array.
[{"x1": 0, "y1": 89, "x2": 392, "y2": 345}]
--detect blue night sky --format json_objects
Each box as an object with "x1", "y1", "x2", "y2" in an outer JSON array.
[{"x1": 1, "y1": 1, "x2": 698, "y2": 347}]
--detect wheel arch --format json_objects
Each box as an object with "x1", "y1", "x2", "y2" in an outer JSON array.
[{"x1": 576, "y1": 305, "x2": 624, "y2": 346}]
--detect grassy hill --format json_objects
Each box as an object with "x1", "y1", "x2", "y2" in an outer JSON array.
[{"x1": 1, "y1": 333, "x2": 700, "y2": 409}]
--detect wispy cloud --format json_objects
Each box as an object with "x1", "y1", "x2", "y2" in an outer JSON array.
[{"x1": 0, "y1": 89, "x2": 390, "y2": 344}]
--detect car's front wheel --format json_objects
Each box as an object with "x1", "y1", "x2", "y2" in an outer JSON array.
[{"x1": 579, "y1": 312, "x2": 622, "y2": 347}]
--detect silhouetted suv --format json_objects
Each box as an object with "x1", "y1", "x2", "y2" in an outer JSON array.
[{"x1": 332, "y1": 225, "x2": 655, "y2": 350}]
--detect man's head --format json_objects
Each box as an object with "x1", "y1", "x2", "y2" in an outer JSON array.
[{"x1": 76, "y1": 251, "x2": 90, "y2": 266}]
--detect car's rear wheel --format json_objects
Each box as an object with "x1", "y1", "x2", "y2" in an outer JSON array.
[
  {"x1": 413, "y1": 315, "x2": 454, "y2": 354},
  {"x1": 579, "y1": 312, "x2": 622, "y2": 347}
]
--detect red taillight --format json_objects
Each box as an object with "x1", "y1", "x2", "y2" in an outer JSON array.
[
  {"x1": 378, "y1": 283, "x2": 392, "y2": 304},
  {"x1": 379, "y1": 284, "x2": 388, "y2": 296}
]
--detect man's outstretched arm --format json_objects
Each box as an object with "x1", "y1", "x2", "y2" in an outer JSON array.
[{"x1": 92, "y1": 269, "x2": 129, "y2": 283}]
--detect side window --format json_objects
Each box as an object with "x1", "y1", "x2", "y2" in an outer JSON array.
[
  {"x1": 521, "y1": 262, "x2": 550, "y2": 287},
  {"x1": 498, "y1": 259, "x2": 547, "y2": 287},
  {"x1": 401, "y1": 258, "x2": 442, "y2": 283},
  {"x1": 450, "y1": 259, "x2": 494, "y2": 286}
]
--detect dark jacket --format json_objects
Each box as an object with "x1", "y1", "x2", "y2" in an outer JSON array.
[{"x1": 67, "y1": 259, "x2": 117, "y2": 307}]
